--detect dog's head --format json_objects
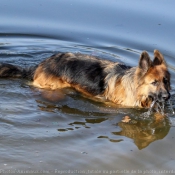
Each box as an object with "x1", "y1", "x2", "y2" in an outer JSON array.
[{"x1": 136, "y1": 50, "x2": 171, "y2": 108}]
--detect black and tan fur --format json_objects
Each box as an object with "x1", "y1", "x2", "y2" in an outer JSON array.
[{"x1": 0, "y1": 50, "x2": 170, "y2": 108}]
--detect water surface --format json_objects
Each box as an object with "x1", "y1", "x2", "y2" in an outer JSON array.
[{"x1": 0, "y1": 0, "x2": 175, "y2": 174}]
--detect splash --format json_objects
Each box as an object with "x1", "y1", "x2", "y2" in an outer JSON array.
[
  {"x1": 167, "y1": 100, "x2": 175, "y2": 127},
  {"x1": 168, "y1": 99, "x2": 175, "y2": 114},
  {"x1": 155, "y1": 102, "x2": 165, "y2": 115},
  {"x1": 145, "y1": 100, "x2": 165, "y2": 117},
  {"x1": 146, "y1": 100, "x2": 156, "y2": 116},
  {"x1": 145, "y1": 99, "x2": 174, "y2": 118}
]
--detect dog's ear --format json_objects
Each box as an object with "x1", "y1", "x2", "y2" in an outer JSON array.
[
  {"x1": 153, "y1": 50, "x2": 166, "y2": 66},
  {"x1": 139, "y1": 51, "x2": 152, "y2": 73}
]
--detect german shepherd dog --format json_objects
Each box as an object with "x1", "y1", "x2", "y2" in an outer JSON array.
[{"x1": 0, "y1": 50, "x2": 170, "y2": 108}]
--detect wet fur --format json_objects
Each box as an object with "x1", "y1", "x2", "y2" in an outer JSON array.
[{"x1": 0, "y1": 50, "x2": 171, "y2": 108}]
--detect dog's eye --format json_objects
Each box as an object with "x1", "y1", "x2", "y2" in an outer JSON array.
[{"x1": 151, "y1": 80, "x2": 158, "y2": 86}]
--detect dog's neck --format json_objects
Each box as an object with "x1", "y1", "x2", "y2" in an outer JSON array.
[{"x1": 104, "y1": 67, "x2": 142, "y2": 107}]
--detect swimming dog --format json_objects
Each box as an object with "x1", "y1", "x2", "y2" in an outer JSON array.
[{"x1": 0, "y1": 50, "x2": 170, "y2": 108}]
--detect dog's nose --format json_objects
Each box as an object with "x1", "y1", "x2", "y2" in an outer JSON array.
[{"x1": 162, "y1": 92, "x2": 170, "y2": 101}]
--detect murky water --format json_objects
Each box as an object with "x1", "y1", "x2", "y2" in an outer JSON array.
[{"x1": 0, "y1": 0, "x2": 175, "y2": 174}]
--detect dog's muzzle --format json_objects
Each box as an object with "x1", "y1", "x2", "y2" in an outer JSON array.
[
  {"x1": 149, "y1": 91, "x2": 170, "y2": 103},
  {"x1": 158, "y1": 91, "x2": 170, "y2": 102}
]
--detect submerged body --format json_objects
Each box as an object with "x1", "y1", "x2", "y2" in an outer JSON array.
[{"x1": 0, "y1": 50, "x2": 171, "y2": 108}]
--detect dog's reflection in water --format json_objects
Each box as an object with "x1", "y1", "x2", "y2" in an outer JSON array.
[{"x1": 114, "y1": 114, "x2": 170, "y2": 149}]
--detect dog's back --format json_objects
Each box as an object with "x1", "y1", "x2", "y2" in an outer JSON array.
[{"x1": 33, "y1": 53, "x2": 129, "y2": 97}]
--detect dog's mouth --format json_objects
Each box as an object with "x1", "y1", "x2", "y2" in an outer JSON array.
[{"x1": 148, "y1": 92, "x2": 170, "y2": 103}]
